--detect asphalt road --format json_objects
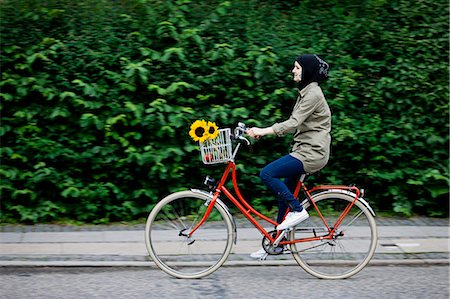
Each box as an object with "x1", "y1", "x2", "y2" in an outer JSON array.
[{"x1": 1, "y1": 265, "x2": 449, "y2": 299}]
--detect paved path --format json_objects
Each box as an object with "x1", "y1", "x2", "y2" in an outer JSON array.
[{"x1": 0, "y1": 217, "x2": 448, "y2": 267}]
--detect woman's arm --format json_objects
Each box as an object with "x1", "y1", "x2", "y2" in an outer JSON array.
[
  {"x1": 246, "y1": 126, "x2": 275, "y2": 139},
  {"x1": 272, "y1": 93, "x2": 319, "y2": 136}
]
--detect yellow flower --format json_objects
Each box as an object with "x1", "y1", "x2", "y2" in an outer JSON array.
[
  {"x1": 189, "y1": 120, "x2": 209, "y2": 142},
  {"x1": 207, "y1": 121, "x2": 219, "y2": 140}
]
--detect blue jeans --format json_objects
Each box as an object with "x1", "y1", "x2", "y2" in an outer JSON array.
[{"x1": 260, "y1": 154, "x2": 306, "y2": 223}]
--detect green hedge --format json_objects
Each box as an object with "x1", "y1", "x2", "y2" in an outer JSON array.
[{"x1": 1, "y1": 0, "x2": 448, "y2": 223}]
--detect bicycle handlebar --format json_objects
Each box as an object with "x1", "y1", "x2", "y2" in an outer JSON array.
[{"x1": 232, "y1": 122, "x2": 250, "y2": 145}]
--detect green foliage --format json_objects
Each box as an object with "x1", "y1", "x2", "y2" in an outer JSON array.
[{"x1": 1, "y1": 0, "x2": 448, "y2": 223}]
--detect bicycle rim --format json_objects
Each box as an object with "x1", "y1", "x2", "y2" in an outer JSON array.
[
  {"x1": 290, "y1": 192, "x2": 377, "y2": 279},
  {"x1": 145, "y1": 190, "x2": 234, "y2": 279}
]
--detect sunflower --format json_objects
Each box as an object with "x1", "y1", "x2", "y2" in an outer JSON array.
[
  {"x1": 206, "y1": 121, "x2": 219, "y2": 140},
  {"x1": 189, "y1": 120, "x2": 209, "y2": 142}
]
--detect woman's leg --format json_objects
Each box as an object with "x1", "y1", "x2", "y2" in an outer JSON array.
[
  {"x1": 259, "y1": 155, "x2": 305, "y2": 223},
  {"x1": 276, "y1": 175, "x2": 302, "y2": 223}
]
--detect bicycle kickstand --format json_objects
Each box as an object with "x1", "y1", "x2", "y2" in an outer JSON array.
[{"x1": 259, "y1": 253, "x2": 269, "y2": 261}]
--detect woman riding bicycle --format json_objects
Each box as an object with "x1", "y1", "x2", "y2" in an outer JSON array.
[{"x1": 246, "y1": 54, "x2": 331, "y2": 258}]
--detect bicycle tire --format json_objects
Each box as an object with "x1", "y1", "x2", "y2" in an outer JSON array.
[
  {"x1": 289, "y1": 191, "x2": 378, "y2": 279},
  {"x1": 145, "y1": 190, "x2": 234, "y2": 279}
]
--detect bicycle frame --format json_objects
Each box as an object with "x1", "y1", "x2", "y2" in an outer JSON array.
[{"x1": 188, "y1": 160, "x2": 363, "y2": 246}]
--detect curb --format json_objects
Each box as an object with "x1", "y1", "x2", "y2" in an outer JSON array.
[{"x1": 1, "y1": 259, "x2": 448, "y2": 268}]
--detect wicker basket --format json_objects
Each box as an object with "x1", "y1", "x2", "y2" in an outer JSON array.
[{"x1": 199, "y1": 128, "x2": 232, "y2": 164}]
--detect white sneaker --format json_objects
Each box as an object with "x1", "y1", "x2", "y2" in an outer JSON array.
[
  {"x1": 276, "y1": 209, "x2": 309, "y2": 230},
  {"x1": 250, "y1": 248, "x2": 267, "y2": 259},
  {"x1": 250, "y1": 246, "x2": 291, "y2": 259}
]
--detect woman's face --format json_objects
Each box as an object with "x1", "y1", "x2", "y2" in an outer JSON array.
[{"x1": 292, "y1": 61, "x2": 302, "y2": 82}]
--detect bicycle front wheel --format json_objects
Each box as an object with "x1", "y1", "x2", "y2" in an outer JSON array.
[
  {"x1": 290, "y1": 191, "x2": 377, "y2": 279},
  {"x1": 145, "y1": 190, "x2": 234, "y2": 279}
]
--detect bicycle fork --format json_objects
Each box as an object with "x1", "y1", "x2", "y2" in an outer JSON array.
[
  {"x1": 179, "y1": 228, "x2": 195, "y2": 245},
  {"x1": 187, "y1": 189, "x2": 238, "y2": 245}
]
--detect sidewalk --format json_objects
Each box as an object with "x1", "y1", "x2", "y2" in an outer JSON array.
[{"x1": 0, "y1": 217, "x2": 448, "y2": 267}]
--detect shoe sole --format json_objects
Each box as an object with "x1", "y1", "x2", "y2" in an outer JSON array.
[{"x1": 250, "y1": 251, "x2": 291, "y2": 259}]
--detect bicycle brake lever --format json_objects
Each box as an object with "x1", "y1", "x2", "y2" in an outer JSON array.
[
  {"x1": 230, "y1": 133, "x2": 251, "y2": 145},
  {"x1": 238, "y1": 135, "x2": 251, "y2": 145}
]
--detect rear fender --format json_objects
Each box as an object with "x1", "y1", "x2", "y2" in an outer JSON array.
[{"x1": 302, "y1": 189, "x2": 376, "y2": 217}]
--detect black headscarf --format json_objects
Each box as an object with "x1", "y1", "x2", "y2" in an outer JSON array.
[{"x1": 296, "y1": 54, "x2": 329, "y2": 90}]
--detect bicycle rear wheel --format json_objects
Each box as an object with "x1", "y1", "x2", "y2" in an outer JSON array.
[
  {"x1": 290, "y1": 191, "x2": 377, "y2": 279},
  {"x1": 145, "y1": 190, "x2": 234, "y2": 279}
]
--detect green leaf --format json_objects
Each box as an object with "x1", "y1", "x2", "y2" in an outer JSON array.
[{"x1": 61, "y1": 187, "x2": 80, "y2": 198}]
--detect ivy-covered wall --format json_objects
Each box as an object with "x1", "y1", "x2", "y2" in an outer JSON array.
[{"x1": 1, "y1": 0, "x2": 448, "y2": 223}]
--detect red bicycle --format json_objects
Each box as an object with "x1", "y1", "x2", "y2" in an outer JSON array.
[{"x1": 145, "y1": 123, "x2": 378, "y2": 279}]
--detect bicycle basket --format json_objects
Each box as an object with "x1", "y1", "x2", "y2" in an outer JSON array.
[{"x1": 199, "y1": 128, "x2": 232, "y2": 164}]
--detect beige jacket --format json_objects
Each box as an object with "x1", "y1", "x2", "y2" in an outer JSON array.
[{"x1": 272, "y1": 82, "x2": 331, "y2": 173}]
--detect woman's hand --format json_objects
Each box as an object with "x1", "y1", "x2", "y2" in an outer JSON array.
[{"x1": 246, "y1": 127, "x2": 274, "y2": 139}]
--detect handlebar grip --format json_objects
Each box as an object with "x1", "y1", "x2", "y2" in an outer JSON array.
[
  {"x1": 234, "y1": 122, "x2": 247, "y2": 137},
  {"x1": 237, "y1": 122, "x2": 247, "y2": 131}
]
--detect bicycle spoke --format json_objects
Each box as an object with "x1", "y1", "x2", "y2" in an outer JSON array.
[
  {"x1": 145, "y1": 191, "x2": 233, "y2": 279},
  {"x1": 338, "y1": 209, "x2": 365, "y2": 232},
  {"x1": 290, "y1": 192, "x2": 377, "y2": 279},
  {"x1": 161, "y1": 210, "x2": 186, "y2": 231}
]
